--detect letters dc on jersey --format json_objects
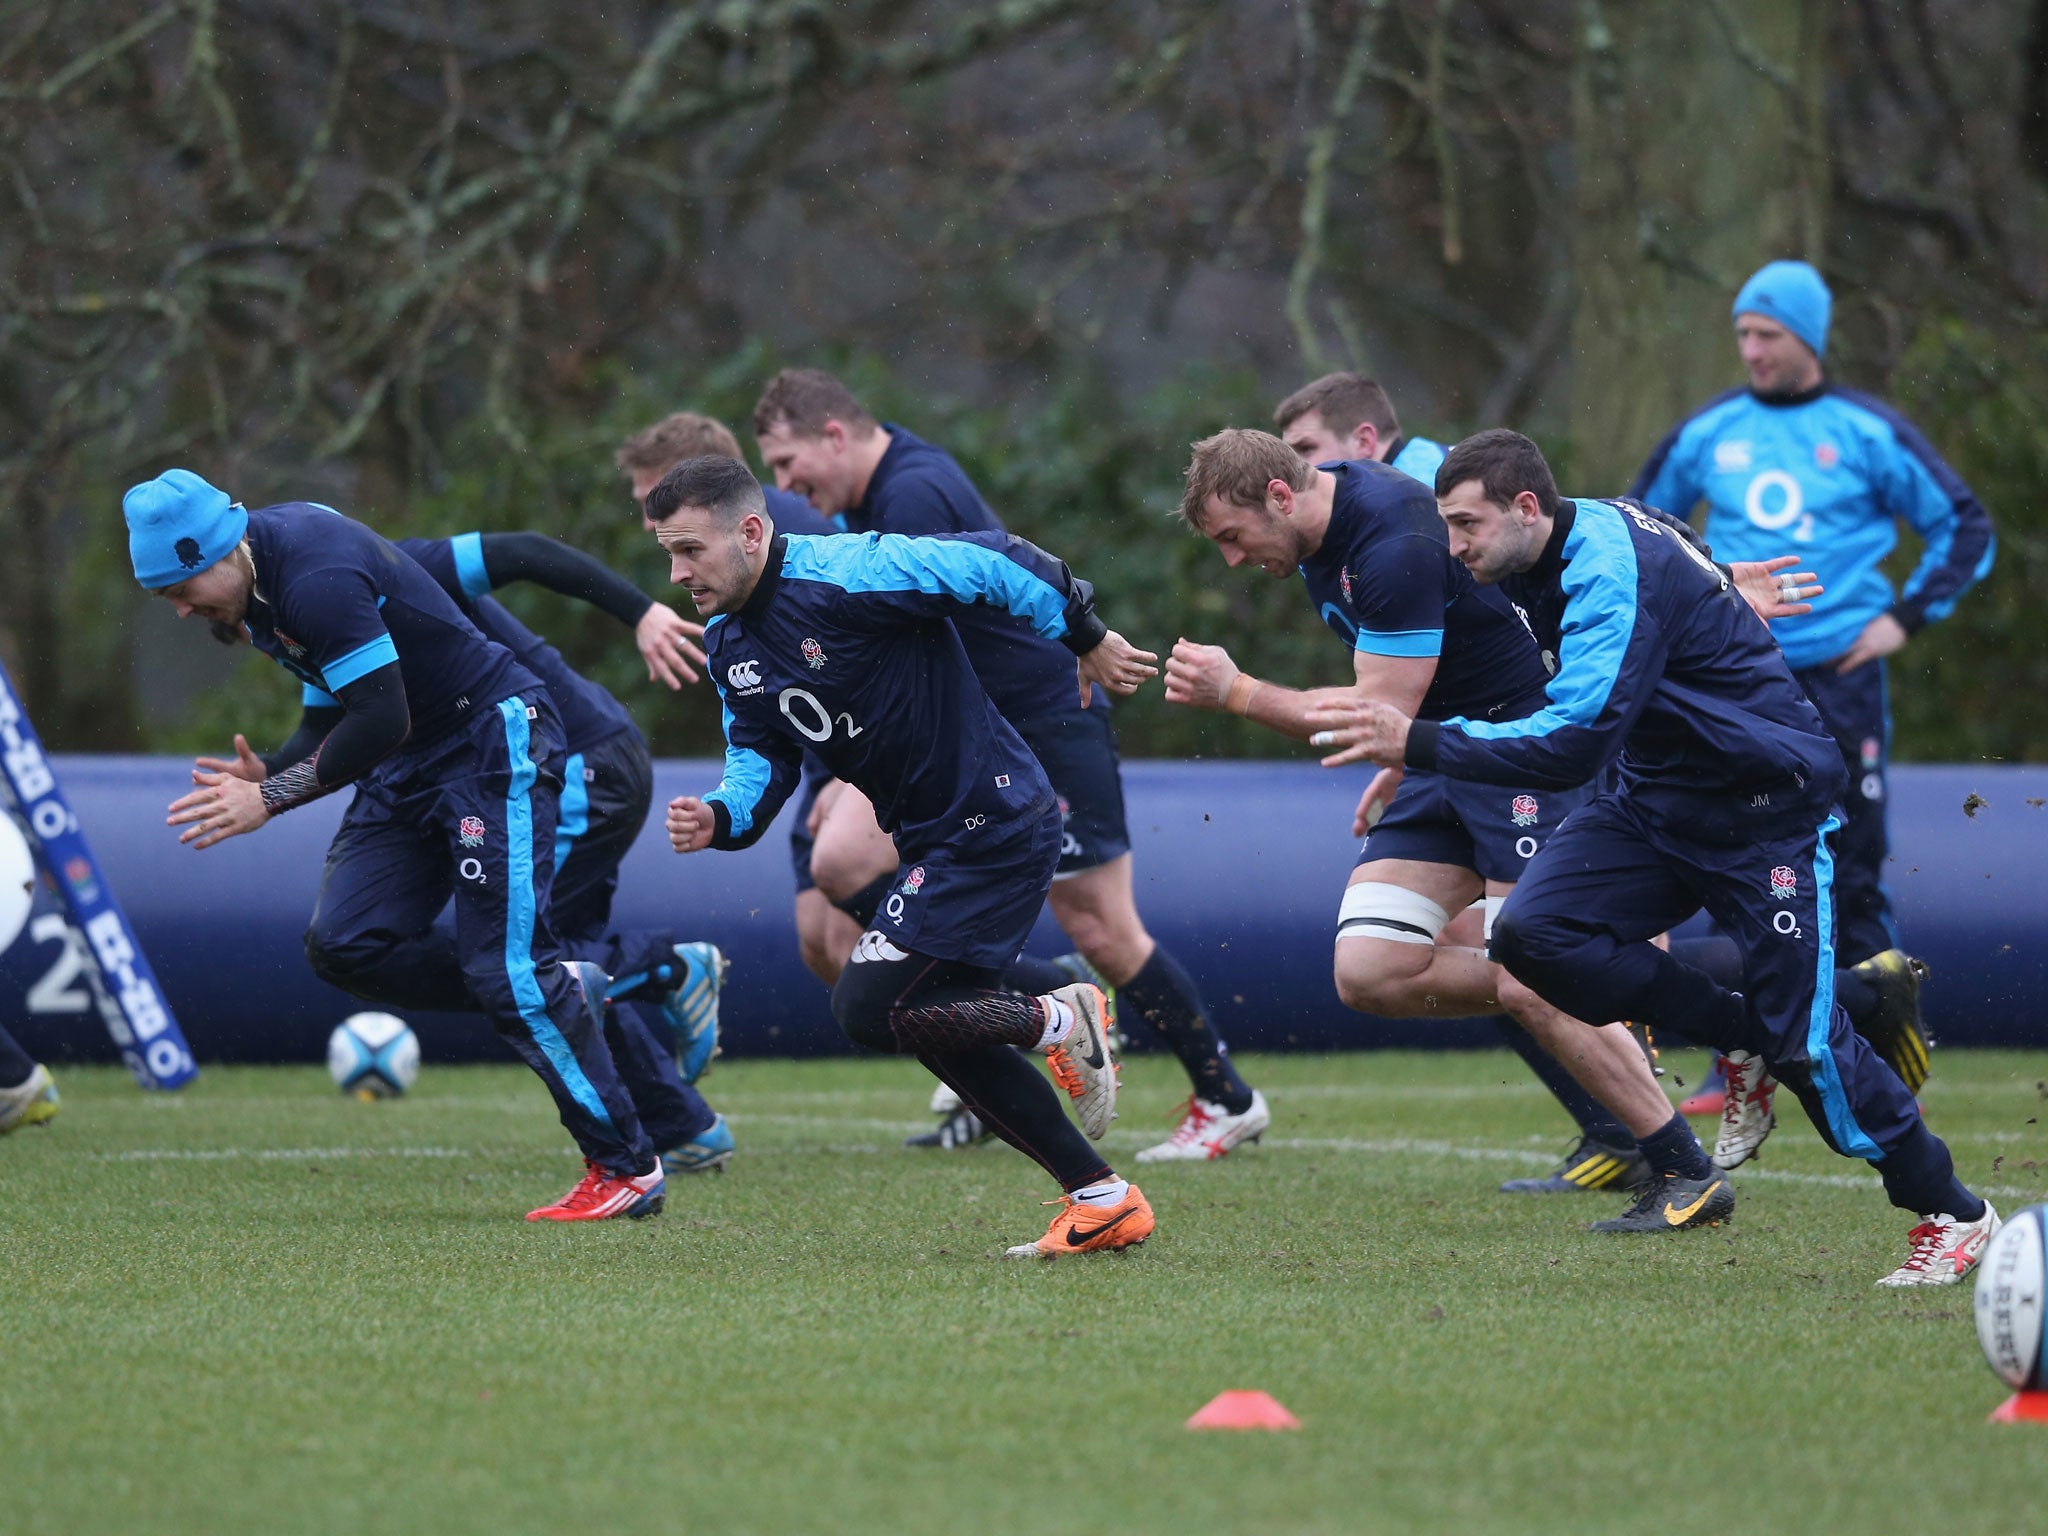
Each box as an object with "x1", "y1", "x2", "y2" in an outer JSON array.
[
  {"x1": 700, "y1": 531, "x2": 1107, "y2": 858},
  {"x1": 1632, "y1": 385, "x2": 1994, "y2": 669}
]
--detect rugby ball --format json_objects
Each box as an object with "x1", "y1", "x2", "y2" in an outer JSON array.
[
  {"x1": 327, "y1": 1012, "x2": 421, "y2": 1100},
  {"x1": 1974, "y1": 1204, "x2": 2048, "y2": 1390}
]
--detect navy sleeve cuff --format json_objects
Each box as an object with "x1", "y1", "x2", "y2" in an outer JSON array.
[
  {"x1": 1889, "y1": 601, "x2": 1928, "y2": 636},
  {"x1": 708, "y1": 799, "x2": 736, "y2": 849},
  {"x1": 1060, "y1": 608, "x2": 1110, "y2": 656},
  {"x1": 1404, "y1": 718, "x2": 1441, "y2": 771}
]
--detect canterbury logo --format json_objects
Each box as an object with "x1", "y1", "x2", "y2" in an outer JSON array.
[
  {"x1": 726, "y1": 661, "x2": 762, "y2": 689},
  {"x1": 849, "y1": 932, "x2": 910, "y2": 965}
]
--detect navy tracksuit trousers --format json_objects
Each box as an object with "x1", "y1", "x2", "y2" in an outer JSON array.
[
  {"x1": 1793, "y1": 659, "x2": 1896, "y2": 965},
  {"x1": 1491, "y1": 784, "x2": 1960, "y2": 1214},
  {"x1": 303, "y1": 692, "x2": 656, "y2": 1176}
]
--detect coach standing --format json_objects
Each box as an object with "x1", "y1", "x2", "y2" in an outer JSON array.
[{"x1": 1631, "y1": 260, "x2": 1995, "y2": 968}]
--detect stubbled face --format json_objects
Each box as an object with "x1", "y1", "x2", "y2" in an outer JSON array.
[
  {"x1": 1736, "y1": 313, "x2": 1822, "y2": 397},
  {"x1": 1196, "y1": 493, "x2": 1308, "y2": 578},
  {"x1": 653, "y1": 507, "x2": 763, "y2": 616},
  {"x1": 756, "y1": 420, "x2": 861, "y2": 516},
  {"x1": 1280, "y1": 409, "x2": 1378, "y2": 466},
  {"x1": 1436, "y1": 480, "x2": 1543, "y2": 585},
  {"x1": 156, "y1": 553, "x2": 254, "y2": 644}
]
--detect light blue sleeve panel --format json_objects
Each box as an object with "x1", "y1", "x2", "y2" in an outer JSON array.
[
  {"x1": 302, "y1": 684, "x2": 340, "y2": 707},
  {"x1": 450, "y1": 531, "x2": 493, "y2": 599},
  {"x1": 1432, "y1": 503, "x2": 1657, "y2": 789},
  {"x1": 781, "y1": 531, "x2": 1074, "y2": 640},
  {"x1": 321, "y1": 634, "x2": 401, "y2": 691},
  {"x1": 1388, "y1": 436, "x2": 1447, "y2": 486},
  {"x1": 703, "y1": 700, "x2": 777, "y2": 838},
  {"x1": 1354, "y1": 628, "x2": 1444, "y2": 658}
]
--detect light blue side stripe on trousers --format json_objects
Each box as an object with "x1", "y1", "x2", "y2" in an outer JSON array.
[
  {"x1": 554, "y1": 751, "x2": 588, "y2": 873},
  {"x1": 1803, "y1": 812, "x2": 1880, "y2": 1159},
  {"x1": 499, "y1": 699, "x2": 611, "y2": 1127}
]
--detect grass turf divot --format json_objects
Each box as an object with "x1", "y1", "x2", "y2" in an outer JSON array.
[{"x1": 3, "y1": 1049, "x2": 2046, "y2": 1536}]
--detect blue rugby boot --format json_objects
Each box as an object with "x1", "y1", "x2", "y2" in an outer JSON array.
[
  {"x1": 663, "y1": 942, "x2": 727, "y2": 1084},
  {"x1": 663, "y1": 1112, "x2": 735, "y2": 1176}
]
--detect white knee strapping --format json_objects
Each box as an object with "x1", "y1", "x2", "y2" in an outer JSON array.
[
  {"x1": 1483, "y1": 895, "x2": 1506, "y2": 942},
  {"x1": 1336, "y1": 882, "x2": 1450, "y2": 946}
]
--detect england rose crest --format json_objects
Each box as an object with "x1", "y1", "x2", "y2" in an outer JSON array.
[
  {"x1": 1769, "y1": 865, "x2": 1797, "y2": 900},
  {"x1": 801, "y1": 637, "x2": 826, "y2": 670},
  {"x1": 1339, "y1": 566, "x2": 1354, "y2": 604},
  {"x1": 458, "y1": 816, "x2": 486, "y2": 847},
  {"x1": 1510, "y1": 794, "x2": 1539, "y2": 827},
  {"x1": 902, "y1": 865, "x2": 926, "y2": 894}
]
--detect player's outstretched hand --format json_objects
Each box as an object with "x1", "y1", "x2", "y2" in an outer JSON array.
[
  {"x1": 1731, "y1": 555, "x2": 1823, "y2": 624},
  {"x1": 1352, "y1": 766, "x2": 1403, "y2": 837},
  {"x1": 1304, "y1": 698, "x2": 1411, "y2": 769},
  {"x1": 637, "y1": 602, "x2": 708, "y2": 689},
  {"x1": 667, "y1": 795, "x2": 715, "y2": 854},
  {"x1": 193, "y1": 733, "x2": 267, "y2": 784},
  {"x1": 1076, "y1": 631, "x2": 1159, "y2": 708},
  {"x1": 1162, "y1": 638, "x2": 1238, "y2": 710},
  {"x1": 167, "y1": 770, "x2": 270, "y2": 849}
]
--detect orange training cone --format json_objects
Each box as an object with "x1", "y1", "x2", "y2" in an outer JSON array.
[
  {"x1": 1988, "y1": 1392, "x2": 2048, "y2": 1423},
  {"x1": 1186, "y1": 1390, "x2": 1301, "y2": 1431}
]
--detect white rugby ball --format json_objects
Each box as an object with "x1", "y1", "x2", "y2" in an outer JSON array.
[
  {"x1": 327, "y1": 1012, "x2": 421, "y2": 1100},
  {"x1": 1974, "y1": 1204, "x2": 2048, "y2": 1390}
]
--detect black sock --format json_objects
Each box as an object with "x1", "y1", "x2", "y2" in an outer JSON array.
[
  {"x1": 835, "y1": 873, "x2": 896, "y2": 928},
  {"x1": 1004, "y1": 954, "x2": 1073, "y2": 996},
  {"x1": 0, "y1": 1026, "x2": 35, "y2": 1089},
  {"x1": 1638, "y1": 1111, "x2": 1714, "y2": 1181},
  {"x1": 1492, "y1": 1016, "x2": 1632, "y2": 1146},
  {"x1": 1120, "y1": 946, "x2": 1253, "y2": 1113},
  {"x1": 923, "y1": 1046, "x2": 1111, "y2": 1190}
]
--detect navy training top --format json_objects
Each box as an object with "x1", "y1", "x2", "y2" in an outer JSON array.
[
  {"x1": 1299, "y1": 460, "x2": 1553, "y2": 724},
  {"x1": 245, "y1": 504, "x2": 538, "y2": 747}
]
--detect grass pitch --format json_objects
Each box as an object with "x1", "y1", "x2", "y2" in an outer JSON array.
[{"x1": 6, "y1": 1047, "x2": 2048, "y2": 1536}]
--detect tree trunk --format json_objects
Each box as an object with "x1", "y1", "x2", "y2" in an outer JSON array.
[{"x1": 1569, "y1": 0, "x2": 1829, "y2": 494}]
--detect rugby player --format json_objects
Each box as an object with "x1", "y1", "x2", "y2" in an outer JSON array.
[
  {"x1": 1632, "y1": 259, "x2": 1992, "y2": 1145},
  {"x1": 652, "y1": 455, "x2": 1159, "y2": 1257},
  {"x1": 1309, "y1": 430, "x2": 1997, "y2": 1282},
  {"x1": 1170, "y1": 428, "x2": 1698, "y2": 1201},
  {"x1": 753, "y1": 370, "x2": 1270, "y2": 1163},
  {"x1": 1273, "y1": 371, "x2": 1449, "y2": 484},
  {"x1": 129, "y1": 469, "x2": 665, "y2": 1222}
]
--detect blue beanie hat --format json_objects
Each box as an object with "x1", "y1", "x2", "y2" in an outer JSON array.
[
  {"x1": 1731, "y1": 259, "x2": 1831, "y2": 359},
  {"x1": 123, "y1": 469, "x2": 248, "y2": 589}
]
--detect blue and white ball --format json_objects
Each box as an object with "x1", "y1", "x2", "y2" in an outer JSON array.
[
  {"x1": 327, "y1": 1012, "x2": 420, "y2": 1100},
  {"x1": 1974, "y1": 1204, "x2": 2048, "y2": 1390}
]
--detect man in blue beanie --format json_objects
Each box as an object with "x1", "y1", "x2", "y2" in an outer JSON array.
[
  {"x1": 1632, "y1": 259, "x2": 1995, "y2": 1162},
  {"x1": 125, "y1": 469, "x2": 668, "y2": 1221}
]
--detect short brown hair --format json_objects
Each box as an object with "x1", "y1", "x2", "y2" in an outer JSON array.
[
  {"x1": 645, "y1": 456, "x2": 766, "y2": 526},
  {"x1": 615, "y1": 412, "x2": 744, "y2": 476},
  {"x1": 1272, "y1": 372, "x2": 1400, "y2": 440},
  {"x1": 751, "y1": 368, "x2": 879, "y2": 440},
  {"x1": 1434, "y1": 428, "x2": 1561, "y2": 519},
  {"x1": 1178, "y1": 429, "x2": 1314, "y2": 530}
]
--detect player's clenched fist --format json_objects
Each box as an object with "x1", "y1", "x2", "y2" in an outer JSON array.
[
  {"x1": 667, "y1": 794, "x2": 715, "y2": 854},
  {"x1": 1075, "y1": 630, "x2": 1159, "y2": 707},
  {"x1": 1162, "y1": 638, "x2": 1239, "y2": 711},
  {"x1": 1303, "y1": 697, "x2": 1412, "y2": 769}
]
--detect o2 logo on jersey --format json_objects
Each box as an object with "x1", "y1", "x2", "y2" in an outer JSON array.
[
  {"x1": 1768, "y1": 865, "x2": 1797, "y2": 900},
  {"x1": 458, "y1": 816, "x2": 486, "y2": 847},
  {"x1": 1510, "y1": 794, "x2": 1539, "y2": 827},
  {"x1": 801, "y1": 637, "x2": 827, "y2": 670},
  {"x1": 726, "y1": 660, "x2": 763, "y2": 691},
  {"x1": 1744, "y1": 470, "x2": 1814, "y2": 543}
]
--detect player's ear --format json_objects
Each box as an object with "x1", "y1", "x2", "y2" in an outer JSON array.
[{"x1": 1353, "y1": 422, "x2": 1378, "y2": 460}]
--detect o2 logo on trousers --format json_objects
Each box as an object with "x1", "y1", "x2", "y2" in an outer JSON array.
[{"x1": 459, "y1": 857, "x2": 486, "y2": 884}]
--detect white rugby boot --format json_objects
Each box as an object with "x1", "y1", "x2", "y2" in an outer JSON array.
[
  {"x1": 1711, "y1": 1050, "x2": 1776, "y2": 1171},
  {"x1": 0, "y1": 1065, "x2": 59, "y2": 1135},
  {"x1": 1876, "y1": 1203, "x2": 2000, "y2": 1287},
  {"x1": 1135, "y1": 1090, "x2": 1271, "y2": 1163}
]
